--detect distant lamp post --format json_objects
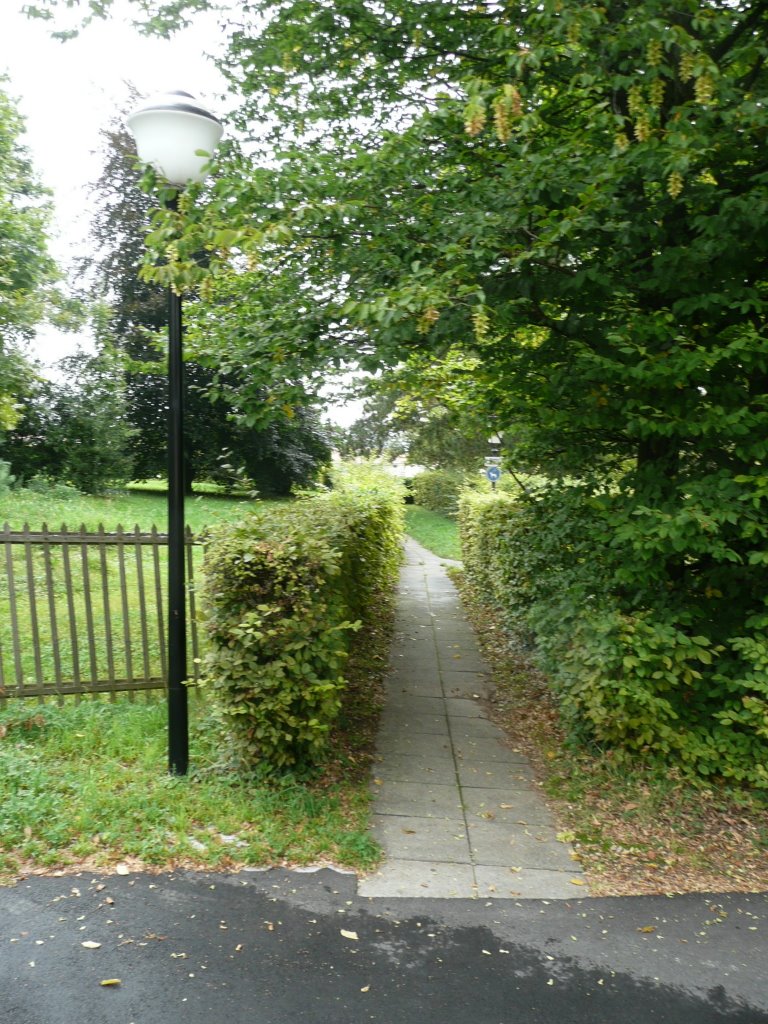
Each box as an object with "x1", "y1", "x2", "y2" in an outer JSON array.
[{"x1": 126, "y1": 90, "x2": 223, "y2": 776}]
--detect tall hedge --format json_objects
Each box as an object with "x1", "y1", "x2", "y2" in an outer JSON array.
[
  {"x1": 199, "y1": 467, "x2": 404, "y2": 771},
  {"x1": 459, "y1": 489, "x2": 768, "y2": 789}
]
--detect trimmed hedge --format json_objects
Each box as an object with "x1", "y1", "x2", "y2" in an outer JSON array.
[
  {"x1": 459, "y1": 489, "x2": 768, "y2": 788},
  {"x1": 199, "y1": 467, "x2": 404, "y2": 771}
]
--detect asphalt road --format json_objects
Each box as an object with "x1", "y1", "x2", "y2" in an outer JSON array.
[{"x1": 2, "y1": 868, "x2": 766, "y2": 1023}]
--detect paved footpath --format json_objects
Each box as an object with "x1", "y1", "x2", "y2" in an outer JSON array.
[{"x1": 359, "y1": 538, "x2": 587, "y2": 900}]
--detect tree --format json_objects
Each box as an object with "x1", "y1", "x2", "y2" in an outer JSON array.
[
  {"x1": 5, "y1": 349, "x2": 135, "y2": 493},
  {"x1": 38, "y1": 0, "x2": 768, "y2": 779},
  {"x1": 0, "y1": 76, "x2": 56, "y2": 345},
  {"x1": 84, "y1": 99, "x2": 332, "y2": 494},
  {"x1": 0, "y1": 76, "x2": 57, "y2": 437}
]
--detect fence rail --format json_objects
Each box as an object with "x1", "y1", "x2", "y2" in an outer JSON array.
[{"x1": 0, "y1": 522, "x2": 202, "y2": 702}]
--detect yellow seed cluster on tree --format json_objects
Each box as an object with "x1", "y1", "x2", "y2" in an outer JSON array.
[
  {"x1": 472, "y1": 306, "x2": 490, "y2": 342},
  {"x1": 492, "y1": 85, "x2": 522, "y2": 143},
  {"x1": 627, "y1": 84, "x2": 645, "y2": 118},
  {"x1": 464, "y1": 98, "x2": 487, "y2": 136},
  {"x1": 199, "y1": 275, "x2": 215, "y2": 302},
  {"x1": 698, "y1": 169, "x2": 718, "y2": 186},
  {"x1": 614, "y1": 132, "x2": 630, "y2": 151},
  {"x1": 648, "y1": 79, "x2": 665, "y2": 109},
  {"x1": 695, "y1": 72, "x2": 715, "y2": 104},
  {"x1": 417, "y1": 307, "x2": 440, "y2": 334},
  {"x1": 566, "y1": 20, "x2": 581, "y2": 47},
  {"x1": 646, "y1": 39, "x2": 663, "y2": 67},
  {"x1": 679, "y1": 52, "x2": 696, "y2": 83},
  {"x1": 667, "y1": 171, "x2": 684, "y2": 198},
  {"x1": 634, "y1": 114, "x2": 652, "y2": 142}
]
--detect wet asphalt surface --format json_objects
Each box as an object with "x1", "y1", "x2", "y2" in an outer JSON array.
[{"x1": 2, "y1": 867, "x2": 766, "y2": 1023}]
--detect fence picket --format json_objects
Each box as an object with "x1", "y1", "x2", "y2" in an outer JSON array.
[
  {"x1": 79, "y1": 524, "x2": 99, "y2": 687},
  {"x1": 2, "y1": 522, "x2": 24, "y2": 688},
  {"x1": 60, "y1": 526, "x2": 83, "y2": 699},
  {"x1": 23, "y1": 522, "x2": 45, "y2": 698}
]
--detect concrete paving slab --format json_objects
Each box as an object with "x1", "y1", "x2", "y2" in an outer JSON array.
[
  {"x1": 371, "y1": 780, "x2": 465, "y2": 819},
  {"x1": 444, "y1": 696, "x2": 486, "y2": 718},
  {"x1": 439, "y1": 669, "x2": 492, "y2": 695},
  {"x1": 448, "y1": 717, "x2": 514, "y2": 739},
  {"x1": 386, "y1": 694, "x2": 451, "y2": 714},
  {"x1": 371, "y1": 815, "x2": 471, "y2": 863},
  {"x1": 375, "y1": 734, "x2": 455, "y2": 760},
  {"x1": 461, "y1": 787, "x2": 557, "y2": 826},
  {"x1": 456, "y1": 760, "x2": 536, "y2": 787},
  {"x1": 466, "y1": 822, "x2": 578, "y2": 870},
  {"x1": 377, "y1": 711, "x2": 450, "y2": 736},
  {"x1": 453, "y1": 737, "x2": 526, "y2": 762},
  {"x1": 358, "y1": 860, "x2": 478, "y2": 898},
  {"x1": 384, "y1": 677, "x2": 444, "y2": 697},
  {"x1": 372, "y1": 755, "x2": 459, "y2": 783},
  {"x1": 474, "y1": 865, "x2": 587, "y2": 900}
]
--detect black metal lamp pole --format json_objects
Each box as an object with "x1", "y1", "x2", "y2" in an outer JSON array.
[
  {"x1": 126, "y1": 90, "x2": 223, "y2": 777},
  {"x1": 166, "y1": 207, "x2": 188, "y2": 775}
]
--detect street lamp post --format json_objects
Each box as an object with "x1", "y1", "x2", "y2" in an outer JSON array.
[{"x1": 126, "y1": 90, "x2": 223, "y2": 775}]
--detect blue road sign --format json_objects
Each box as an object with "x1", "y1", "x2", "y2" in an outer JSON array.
[{"x1": 486, "y1": 466, "x2": 501, "y2": 482}]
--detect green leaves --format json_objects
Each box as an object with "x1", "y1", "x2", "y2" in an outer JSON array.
[{"x1": 198, "y1": 466, "x2": 404, "y2": 772}]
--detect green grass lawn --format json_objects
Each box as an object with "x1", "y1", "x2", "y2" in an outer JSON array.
[
  {"x1": 0, "y1": 695, "x2": 380, "y2": 882},
  {"x1": 404, "y1": 505, "x2": 462, "y2": 560},
  {"x1": 0, "y1": 486, "x2": 261, "y2": 535}
]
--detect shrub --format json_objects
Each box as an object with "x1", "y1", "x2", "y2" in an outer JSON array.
[
  {"x1": 410, "y1": 469, "x2": 471, "y2": 517},
  {"x1": 199, "y1": 465, "x2": 403, "y2": 772},
  {"x1": 24, "y1": 475, "x2": 82, "y2": 499},
  {"x1": 0, "y1": 461, "x2": 14, "y2": 496},
  {"x1": 459, "y1": 487, "x2": 768, "y2": 788}
]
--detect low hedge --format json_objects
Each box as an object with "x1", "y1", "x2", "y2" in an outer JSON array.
[{"x1": 199, "y1": 467, "x2": 404, "y2": 771}]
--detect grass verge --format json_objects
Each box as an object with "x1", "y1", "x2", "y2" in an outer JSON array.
[
  {"x1": 0, "y1": 601, "x2": 392, "y2": 885},
  {"x1": 404, "y1": 505, "x2": 461, "y2": 561},
  {"x1": 453, "y1": 570, "x2": 768, "y2": 896}
]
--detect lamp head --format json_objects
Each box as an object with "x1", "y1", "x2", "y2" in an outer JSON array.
[{"x1": 126, "y1": 90, "x2": 223, "y2": 187}]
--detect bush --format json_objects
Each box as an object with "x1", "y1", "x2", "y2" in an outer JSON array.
[
  {"x1": 199, "y1": 465, "x2": 404, "y2": 772},
  {"x1": 0, "y1": 461, "x2": 14, "y2": 496},
  {"x1": 410, "y1": 469, "x2": 471, "y2": 517},
  {"x1": 459, "y1": 487, "x2": 768, "y2": 788},
  {"x1": 24, "y1": 475, "x2": 82, "y2": 500}
]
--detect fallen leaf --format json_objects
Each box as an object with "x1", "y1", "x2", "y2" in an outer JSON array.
[
  {"x1": 340, "y1": 929, "x2": 359, "y2": 941},
  {"x1": 100, "y1": 979, "x2": 121, "y2": 987},
  {"x1": 638, "y1": 926, "x2": 656, "y2": 934},
  {"x1": 81, "y1": 941, "x2": 102, "y2": 949},
  {"x1": 361, "y1": 985, "x2": 370, "y2": 993},
  {"x1": 570, "y1": 878, "x2": 586, "y2": 886}
]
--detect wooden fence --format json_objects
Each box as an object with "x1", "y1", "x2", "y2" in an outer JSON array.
[{"x1": 0, "y1": 523, "x2": 202, "y2": 701}]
